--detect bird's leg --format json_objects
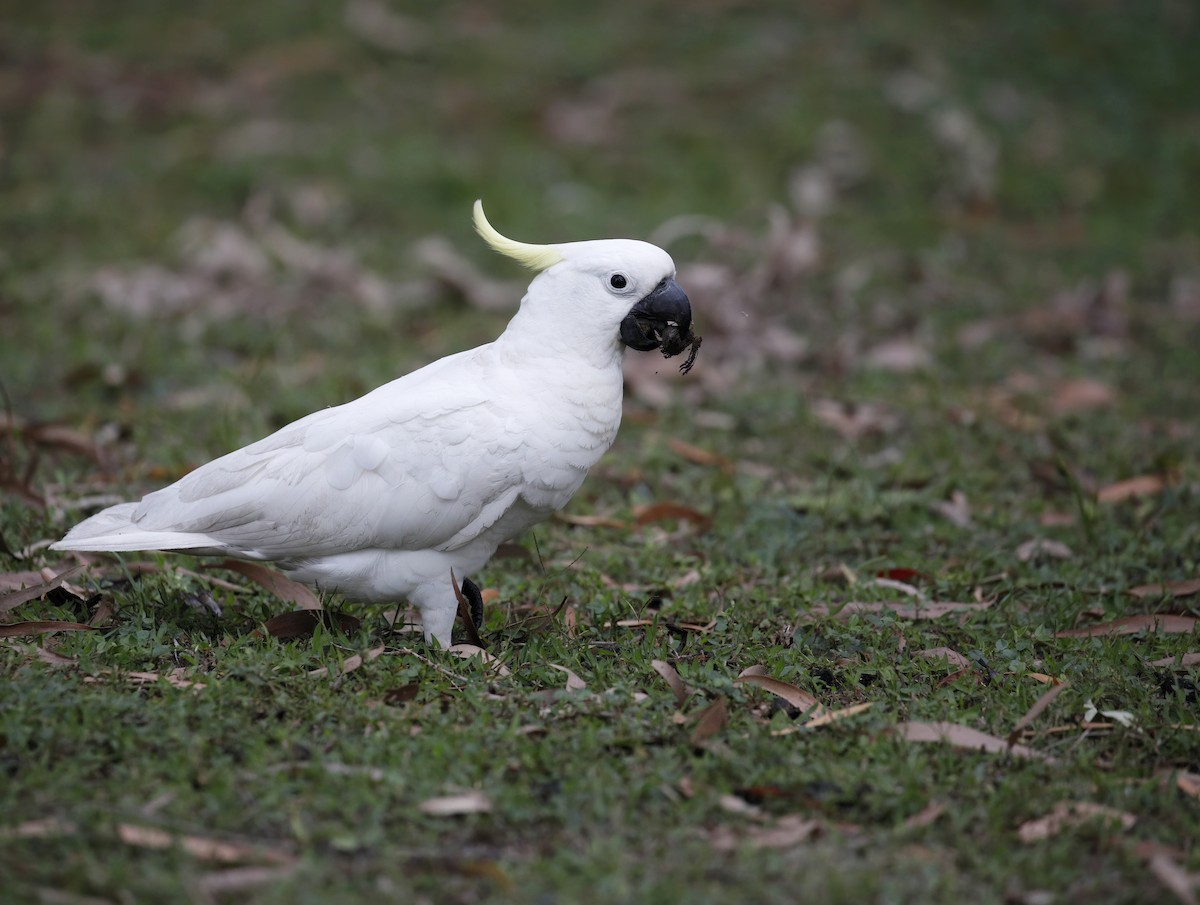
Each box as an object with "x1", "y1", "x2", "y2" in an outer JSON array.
[{"x1": 461, "y1": 576, "x2": 484, "y2": 632}]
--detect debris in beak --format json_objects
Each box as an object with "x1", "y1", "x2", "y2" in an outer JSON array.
[{"x1": 620, "y1": 277, "x2": 703, "y2": 374}]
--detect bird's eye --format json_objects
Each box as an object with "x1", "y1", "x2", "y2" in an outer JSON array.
[{"x1": 609, "y1": 273, "x2": 628, "y2": 290}]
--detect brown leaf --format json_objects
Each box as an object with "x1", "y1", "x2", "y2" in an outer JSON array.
[
  {"x1": 1097, "y1": 475, "x2": 1165, "y2": 504},
  {"x1": 1148, "y1": 852, "x2": 1198, "y2": 905},
  {"x1": 450, "y1": 569, "x2": 484, "y2": 649},
  {"x1": 690, "y1": 697, "x2": 729, "y2": 744},
  {"x1": 1176, "y1": 772, "x2": 1200, "y2": 799},
  {"x1": 667, "y1": 437, "x2": 734, "y2": 473},
  {"x1": 1056, "y1": 614, "x2": 1197, "y2": 638},
  {"x1": 307, "y1": 645, "x2": 384, "y2": 678},
  {"x1": 734, "y1": 670, "x2": 825, "y2": 717},
  {"x1": 0, "y1": 620, "x2": 99, "y2": 638},
  {"x1": 418, "y1": 791, "x2": 492, "y2": 817},
  {"x1": 116, "y1": 823, "x2": 293, "y2": 864},
  {"x1": 193, "y1": 865, "x2": 298, "y2": 897},
  {"x1": 1049, "y1": 378, "x2": 1116, "y2": 415},
  {"x1": 1016, "y1": 538, "x2": 1074, "y2": 562},
  {"x1": 261, "y1": 610, "x2": 361, "y2": 639},
  {"x1": 1008, "y1": 680, "x2": 1070, "y2": 745},
  {"x1": 207, "y1": 560, "x2": 320, "y2": 609},
  {"x1": 556, "y1": 512, "x2": 630, "y2": 530},
  {"x1": 892, "y1": 721, "x2": 1051, "y2": 761},
  {"x1": 0, "y1": 564, "x2": 87, "y2": 614},
  {"x1": 549, "y1": 663, "x2": 588, "y2": 691},
  {"x1": 633, "y1": 502, "x2": 713, "y2": 531},
  {"x1": 446, "y1": 644, "x2": 511, "y2": 677},
  {"x1": 913, "y1": 647, "x2": 972, "y2": 669},
  {"x1": 901, "y1": 801, "x2": 946, "y2": 831},
  {"x1": 1130, "y1": 578, "x2": 1200, "y2": 600},
  {"x1": 650, "y1": 659, "x2": 690, "y2": 707},
  {"x1": 813, "y1": 600, "x2": 992, "y2": 620},
  {"x1": 1151, "y1": 653, "x2": 1200, "y2": 668},
  {"x1": 1016, "y1": 802, "x2": 1137, "y2": 843}
]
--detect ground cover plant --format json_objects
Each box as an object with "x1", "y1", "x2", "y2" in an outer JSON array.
[{"x1": 2, "y1": 2, "x2": 1199, "y2": 902}]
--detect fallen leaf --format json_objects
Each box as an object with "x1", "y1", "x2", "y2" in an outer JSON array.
[
  {"x1": 633, "y1": 502, "x2": 713, "y2": 531},
  {"x1": 307, "y1": 645, "x2": 384, "y2": 678},
  {"x1": 0, "y1": 620, "x2": 99, "y2": 638},
  {"x1": 913, "y1": 647, "x2": 972, "y2": 669},
  {"x1": 1148, "y1": 852, "x2": 1198, "y2": 905},
  {"x1": 207, "y1": 560, "x2": 321, "y2": 609},
  {"x1": 1129, "y1": 578, "x2": 1200, "y2": 600},
  {"x1": 549, "y1": 663, "x2": 587, "y2": 691},
  {"x1": 1176, "y1": 773, "x2": 1200, "y2": 799},
  {"x1": 0, "y1": 564, "x2": 87, "y2": 614},
  {"x1": 814, "y1": 600, "x2": 992, "y2": 620},
  {"x1": 556, "y1": 512, "x2": 630, "y2": 530},
  {"x1": 1151, "y1": 653, "x2": 1200, "y2": 668},
  {"x1": 1056, "y1": 615, "x2": 1197, "y2": 637},
  {"x1": 1017, "y1": 802, "x2": 1136, "y2": 843},
  {"x1": 931, "y1": 490, "x2": 973, "y2": 528},
  {"x1": 447, "y1": 644, "x2": 511, "y2": 677},
  {"x1": 1049, "y1": 378, "x2": 1116, "y2": 414},
  {"x1": 802, "y1": 701, "x2": 873, "y2": 728},
  {"x1": 901, "y1": 801, "x2": 946, "y2": 830},
  {"x1": 1082, "y1": 699, "x2": 1136, "y2": 728},
  {"x1": 734, "y1": 669, "x2": 825, "y2": 717},
  {"x1": 651, "y1": 659, "x2": 690, "y2": 707},
  {"x1": 892, "y1": 721, "x2": 1051, "y2": 761},
  {"x1": 1016, "y1": 538, "x2": 1074, "y2": 561},
  {"x1": 667, "y1": 437, "x2": 734, "y2": 473},
  {"x1": 418, "y1": 791, "x2": 492, "y2": 817},
  {"x1": 193, "y1": 866, "x2": 299, "y2": 897},
  {"x1": 1097, "y1": 475, "x2": 1165, "y2": 504},
  {"x1": 1008, "y1": 680, "x2": 1070, "y2": 745},
  {"x1": 690, "y1": 697, "x2": 729, "y2": 744},
  {"x1": 116, "y1": 823, "x2": 293, "y2": 864},
  {"x1": 261, "y1": 610, "x2": 361, "y2": 639}
]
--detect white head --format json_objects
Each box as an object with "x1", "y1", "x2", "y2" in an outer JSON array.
[{"x1": 473, "y1": 201, "x2": 694, "y2": 365}]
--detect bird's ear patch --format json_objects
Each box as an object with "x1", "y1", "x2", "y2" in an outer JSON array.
[{"x1": 473, "y1": 200, "x2": 564, "y2": 272}]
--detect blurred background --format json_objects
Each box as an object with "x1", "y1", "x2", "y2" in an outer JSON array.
[{"x1": 1, "y1": 0, "x2": 1197, "y2": 491}]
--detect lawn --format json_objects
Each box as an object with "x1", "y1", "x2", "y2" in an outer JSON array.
[{"x1": 3, "y1": 2, "x2": 1199, "y2": 902}]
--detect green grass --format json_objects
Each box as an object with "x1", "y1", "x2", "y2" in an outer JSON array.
[{"x1": 3, "y1": 2, "x2": 1199, "y2": 902}]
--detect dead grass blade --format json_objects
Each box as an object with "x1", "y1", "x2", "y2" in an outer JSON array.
[
  {"x1": 206, "y1": 560, "x2": 320, "y2": 609},
  {"x1": 893, "y1": 720, "x2": 1052, "y2": 762},
  {"x1": 690, "y1": 697, "x2": 729, "y2": 744},
  {"x1": 651, "y1": 659, "x2": 690, "y2": 707},
  {"x1": 0, "y1": 564, "x2": 87, "y2": 614},
  {"x1": 0, "y1": 620, "x2": 99, "y2": 638},
  {"x1": 1009, "y1": 680, "x2": 1070, "y2": 745},
  {"x1": 666, "y1": 437, "x2": 735, "y2": 473},
  {"x1": 1017, "y1": 801, "x2": 1137, "y2": 843},
  {"x1": 734, "y1": 668, "x2": 825, "y2": 717},
  {"x1": 1129, "y1": 578, "x2": 1200, "y2": 600},
  {"x1": 791, "y1": 702, "x2": 874, "y2": 730},
  {"x1": 1147, "y1": 852, "x2": 1199, "y2": 905},
  {"x1": 1097, "y1": 475, "x2": 1165, "y2": 504},
  {"x1": 191, "y1": 865, "x2": 298, "y2": 897},
  {"x1": 1056, "y1": 614, "x2": 1197, "y2": 637},
  {"x1": 815, "y1": 600, "x2": 992, "y2": 620},
  {"x1": 1151, "y1": 653, "x2": 1200, "y2": 668}
]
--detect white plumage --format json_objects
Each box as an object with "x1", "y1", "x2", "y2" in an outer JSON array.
[{"x1": 52, "y1": 201, "x2": 696, "y2": 646}]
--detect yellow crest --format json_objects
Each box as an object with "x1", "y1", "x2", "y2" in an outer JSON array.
[{"x1": 472, "y1": 200, "x2": 564, "y2": 272}]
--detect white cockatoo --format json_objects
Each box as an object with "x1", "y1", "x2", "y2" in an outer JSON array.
[{"x1": 52, "y1": 201, "x2": 700, "y2": 647}]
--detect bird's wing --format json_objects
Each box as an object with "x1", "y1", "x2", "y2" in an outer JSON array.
[{"x1": 127, "y1": 349, "x2": 540, "y2": 559}]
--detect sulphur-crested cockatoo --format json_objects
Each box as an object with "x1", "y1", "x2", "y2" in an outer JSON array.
[{"x1": 52, "y1": 201, "x2": 699, "y2": 647}]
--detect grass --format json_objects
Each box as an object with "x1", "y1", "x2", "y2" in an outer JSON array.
[{"x1": 3, "y1": 1, "x2": 1199, "y2": 902}]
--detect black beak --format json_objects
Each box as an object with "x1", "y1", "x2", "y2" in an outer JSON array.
[{"x1": 619, "y1": 277, "x2": 692, "y2": 353}]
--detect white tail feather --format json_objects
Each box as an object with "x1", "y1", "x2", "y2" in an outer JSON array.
[{"x1": 50, "y1": 503, "x2": 225, "y2": 553}]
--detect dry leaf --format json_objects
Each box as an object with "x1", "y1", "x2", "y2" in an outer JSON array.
[
  {"x1": 1176, "y1": 773, "x2": 1200, "y2": 799},
  {"x1": 116, "y1": 823, "x2": 293, "y2": 864},
  {"x1": 913, "y1": 647, "x2": 972, "y2": 669},
  {"x1": 931, "y1": 490, "x2": 973, "y2": 528},
  {"x1": 1151, "y1": 653, "x2": 1200, "y2": 668},
  {"x1": 418, "y1": 791, "x2": 492, "y2": 817},
  {"x1": 193, "y1": 865, "x2": 298, "y2": 896},
  {"x1": 447, "y1": 644, "x2": 511, "y2": 677},
  {"x1": 651, "y1": 659, "x2": 690, "y2": 707},
  {"x1": 556, "y1": 513, "x2": 629, "y2": 530},
  {"x1": 1016, "y1": 801, "x2": 1136, "y2": 843},
  {"x1": 690, "y1": 697, "x2": 729, "y2": 743},
  {"x1": 549, "y1": 663, "x2": 587, "y2": 691},
  {"x1": 901, "y1": 801, "x2": 946, "y2": 831},
  {"x1": 1097, "y1": 475, "x2": 1165, "y2": 504},
  {"x1": 802, "y1": 702, "x2": 873, "y2": 728},
  {"x1": 667, "y1": 437, "x2": 734, "y2": 473},
  {"x1": 1049, "y1": 378, "x2": 1116, "y2": 414},
  {"x1": 633, "y1": 502, "x2": 713, "y2": 531},
  {"x1": 308, "y1": 645, "x2": 384, "y2": 678},
  {"x1": 1130, "y1": 578, "x2": 1200, "y2": 600},
  {"x1": 1008, "y1": 680, "x2": 1070, "y2": 745},
  {"x1": 1148, "y1": 852, "x2": 1198, "y2": 905},
  {"x1": 814, "y1": 600, "x2": 992, "y2": 620},
  {"x1": 0, "y1": 564, "x2": 87, "y2": 614},
  {"x1": 1056, "y1": 614, "x2": 1197, "y2": 638},
  {"x1": 893, "y1": 721, "x2": 1051, "y2": 761},
  {"x1": 261, "y1": 610, "x2": 361, "y2": 639},
  {"x1": 0, "y1": 620, "x2": 99, "y2": 638},
  {"x1": 208, "y1": 560, "x2": 321, "y2": 609},
  {"x1": 734, "y1": 669, "x2": 825, "y2": 717},
  {"x1": 1016, "y1": 538, "x2": 1074, "y2": 561}
]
